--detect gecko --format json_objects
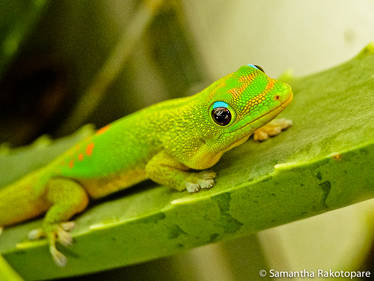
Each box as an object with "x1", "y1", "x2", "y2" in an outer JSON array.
[{"x1": 0, "y1": 64, "x2": 293, "y2": 266}]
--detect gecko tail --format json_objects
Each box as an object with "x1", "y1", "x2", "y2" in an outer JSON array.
[{"x1": 0, "y1": 168, "x2": 50, "y2": 226}]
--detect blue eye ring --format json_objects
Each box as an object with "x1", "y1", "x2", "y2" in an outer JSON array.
[
  {"x1": 211, "y1": 101, "x2": 235, "y2": 126},
  {"x1": 212, "y1": 101, "x2": 229, "y2": 109},
  {"x1": 247, "y1": 64, "x2": 265, "y2": 73}
]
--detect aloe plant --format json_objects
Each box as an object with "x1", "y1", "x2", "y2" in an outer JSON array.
[
  {"x1": 1, "y1": 44, "x2": 374, "y2": 280},
  {"x1": 0, "y1": 255, "x2": 23, "y2": 281}
]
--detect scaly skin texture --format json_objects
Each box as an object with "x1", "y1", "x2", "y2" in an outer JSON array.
[{"x1": 0, "y1": 65, "x2": 293, "y2": 266}]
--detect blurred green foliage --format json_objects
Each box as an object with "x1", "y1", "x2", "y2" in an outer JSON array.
[
  {"x1": 0, "y1": 0, "x2": 48, "y2": 77},
  {"x1": 0, "y1": 0, "x2": 205, "y2": 145}
]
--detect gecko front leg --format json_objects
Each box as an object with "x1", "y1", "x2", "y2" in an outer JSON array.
[{"x1": 145, "y1": 151, "x2": 216, "y2": 193}]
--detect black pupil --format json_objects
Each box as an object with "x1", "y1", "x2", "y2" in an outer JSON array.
[
  {"x1": 254, "y1": 65, "x2": 265, "y2": 73},
  {"x1": 212, "y1": 107, "x2": 231, "y2": 126}
]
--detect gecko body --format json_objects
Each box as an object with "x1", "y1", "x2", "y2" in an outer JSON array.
[{"x1": 0, "y1": 64, "x2": 293, "y2": 265}]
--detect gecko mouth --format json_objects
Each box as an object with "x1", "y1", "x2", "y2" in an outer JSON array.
[
  {"x1": 231, "y1": 91, "x2": 293, "y2": 132},
  {"x1": 221, "y1": 91, "x2": 293, "y2": 150},
  {"x1": 246, "y1": 92, "x2": 293, "y2": 126}
]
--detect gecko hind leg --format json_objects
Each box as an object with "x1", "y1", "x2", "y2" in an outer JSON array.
[
  {"x1": 28, "y1": 178, "x2": 88, "y2": 266},
  {"x1": 253, "y1": 118, "x2": 292, "y2": 141}
]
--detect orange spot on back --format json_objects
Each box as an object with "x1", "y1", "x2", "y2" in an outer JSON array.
[
  {"x1": 69, "y1": 160, "x2": 74, "y2": 168},
  {"x1": 96, "y1": 124, "x2": 111, "y2": 135},
  {"x1": 78, "y1": 153, "x2": 84, "y2": 161},
  {"x1": 86, "y1": 143, "x2": 95, "y2": 156}
]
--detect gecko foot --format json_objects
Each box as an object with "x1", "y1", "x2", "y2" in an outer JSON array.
[
  {"x1": 50, "y1": 243, "x2": 67, "y2": 267},
  {"x1": 28, "y1": 221, "x2": 75, "y2": 245},
  {"x1": 253, "y1": 118, "x2": 292, "y2": 141},
  {"x1": 28, "y1": 221, "x2": 75, "y2": 267},
  {"x1": 186, "y1": 171, "x2": 216, "y2": 193}
]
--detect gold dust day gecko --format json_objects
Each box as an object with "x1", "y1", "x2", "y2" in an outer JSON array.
[{"x1": 0, "y1": 64, "x2": 293, "y2": 266}]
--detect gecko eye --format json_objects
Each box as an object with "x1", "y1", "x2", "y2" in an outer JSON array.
[
  {"x1": 248, "y1": 64, "x2": 265, "y2": 73},
  {"x1": 211, "y1": 101, "x2": 231, "y2": 126}
]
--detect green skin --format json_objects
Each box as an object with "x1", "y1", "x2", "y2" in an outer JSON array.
[{"x1": 0, "y1": 65, "x2": 293, "y2": 266}]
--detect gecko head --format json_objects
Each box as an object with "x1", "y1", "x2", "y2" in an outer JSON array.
[{"x1": 203, "y1": 64, "x2": 293, "y2": 151}]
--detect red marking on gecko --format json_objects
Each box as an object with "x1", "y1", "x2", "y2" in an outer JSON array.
[
  {"x1": 86, "y1": 143, "x2": 95, "y2": 156},
  {"x1": 69, "y1": 160, "x2": 74, "y2": 168},
  {"x1": 78, "y1": 153, "x2": 84, "y2": 161},
  {"x1": 96, "y1": 124, "x2": 111, "y2": 135}
]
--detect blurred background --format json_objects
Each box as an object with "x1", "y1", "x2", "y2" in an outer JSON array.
[{"x1": 0, "y1": 0, "x2": 374, "y2": 280}]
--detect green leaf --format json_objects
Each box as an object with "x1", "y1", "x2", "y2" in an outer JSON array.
[
  {"x1": 1, "y1": 44, "x2": 374, "y2": 280},
  {"x1": 0, "y1": 254, "x2": 23, "y2": 281}
]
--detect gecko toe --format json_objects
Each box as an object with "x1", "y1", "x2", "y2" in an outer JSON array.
[
  {"x1": 198, "y1": 178, "x2": 215, "y2": 189},
  {"x1": 28, "y1": 228, "x2": 44, "y2": 240},
  {"x1": 254, "y1": 118, "x2": 293, "y2": 141},
  {"x1": 186, "y1": 170, "x2": 216, "y2": 192},
  {"x1": 186, "y1": 182, "x2": 200, "y2": 193},
  {"x1": 57, "y1": 227, "x2": 73, "y2": 247},
  {"x1": 198, "y1": 170, "x2": 216, "y2": 189},
  {"x1": 50, "y1": 245, "x2": 67, "y2": 267},
  {"x1": 61, "y1": 221, "x2": 75, "y2": 231}
]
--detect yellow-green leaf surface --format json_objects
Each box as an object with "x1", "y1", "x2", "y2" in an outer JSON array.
[
  {"x1": 1, "y1": 45, "x2": 374, "y2": 280},
  {"x1": 0, "y1": 254, "x2": 23, "y2": 281}
]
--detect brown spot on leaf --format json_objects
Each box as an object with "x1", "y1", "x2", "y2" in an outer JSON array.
[{"x1": 332, "y1": 154, "x2": 342, "y2": 160}]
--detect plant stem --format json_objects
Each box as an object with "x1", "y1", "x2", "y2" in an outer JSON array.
[{"x1": 59, "y1": 0, "x2": 164, "y2": 134}]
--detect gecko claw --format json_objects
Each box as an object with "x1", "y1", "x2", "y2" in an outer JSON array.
[
  {"x1": 186, "y1": 171, "x2": 216, "y2": 193},
  {"x1": 50, "y1": 244, "x2": 67, "y2": 267}
]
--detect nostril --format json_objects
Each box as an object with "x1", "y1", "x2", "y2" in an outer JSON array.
[{"x1": 274, "y1": 95, "x2": 280, "y2": 100}]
